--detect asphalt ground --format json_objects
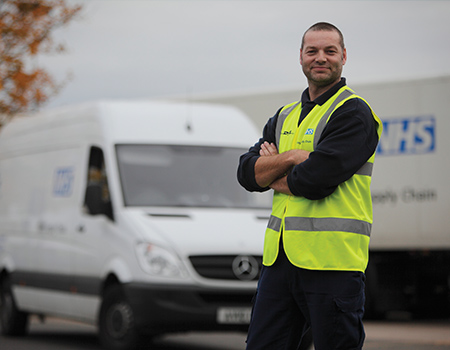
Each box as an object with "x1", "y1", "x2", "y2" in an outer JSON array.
[
  {"x1": 161, "y1": 320, "x2": 450, "y2": 349},
  {"x1": 362, "y1": 320, "x2": 450, "y2": 349},
  {"x1": 1, "y1": 316, "x2": 449, "y2": 349}
]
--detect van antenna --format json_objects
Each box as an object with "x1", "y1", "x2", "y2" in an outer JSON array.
[{"x1": 185, "y1": 86, "x2": 193, "y2": 132}]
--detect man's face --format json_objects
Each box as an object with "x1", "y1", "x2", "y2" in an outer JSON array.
[{"x1": 300, "y1": 30, "x2": 347, "y2": 89}]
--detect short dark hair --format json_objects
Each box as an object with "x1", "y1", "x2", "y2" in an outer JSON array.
[{"x1": 301, "y1": 22, "x2": 345, "y2": 50}]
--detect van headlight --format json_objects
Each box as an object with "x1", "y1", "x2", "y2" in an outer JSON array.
[{"x1": 135, "y1": 243, "x2": 188, "y2": 278}]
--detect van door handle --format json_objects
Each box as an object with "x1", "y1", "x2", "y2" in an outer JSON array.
[{"x1": 77, "y1": 225, "x2": 85, "y2": 233}]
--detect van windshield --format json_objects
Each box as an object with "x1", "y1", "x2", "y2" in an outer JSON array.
[{"x1": 116, "y1": 144, "x2": 272, "y2": 208}]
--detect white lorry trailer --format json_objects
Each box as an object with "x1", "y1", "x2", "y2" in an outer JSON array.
[
  {"x1": 363, "y1": 76, "x2": 450, "y2": 319},
  {"x1": 188, "y1": 75, "x2": 450, "y2": 319},
  {"x1": 0, "y1": 100, "x2": 272, "y2": 349}
]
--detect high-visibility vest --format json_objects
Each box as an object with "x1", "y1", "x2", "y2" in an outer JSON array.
[{"x1": 263, "y1": 86, "x2": 383, "y2": 272}]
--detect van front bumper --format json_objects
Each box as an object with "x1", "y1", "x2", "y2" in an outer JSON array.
[{"x1": 123, "y1": 282, "x2": 255, "y2": 336}]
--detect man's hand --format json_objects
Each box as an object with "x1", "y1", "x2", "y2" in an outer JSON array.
[
  {"x1": 260, "y1": 142, "x2": 279, "y2": 157},
  {"x1": 255, "y1": 142, "x2": 310, "y2": 189}
]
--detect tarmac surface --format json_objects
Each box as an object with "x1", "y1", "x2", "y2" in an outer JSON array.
[
  {"x1": 361, "y1": 320, "x2": 450, "y2": 349},
  {"x1": 162, "y1": 320, "x2": 450, "y2": 349},
  {"x1": 0, "y1": 316, "x2": 449, "y2": 349}
]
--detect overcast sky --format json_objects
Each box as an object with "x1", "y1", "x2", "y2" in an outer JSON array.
[{"x1": 40, "y1": 0, "x2": 450, "y2": 108}]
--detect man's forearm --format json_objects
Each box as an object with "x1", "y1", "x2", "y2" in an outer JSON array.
[
  {"x1": 254, "y1": 144, "x2": 311, "y2": 188},
  {"x1": 254, "y1": 153, "x2": 293, "y2": 188},
  {"x1": 269, "y1": 175, "x2": 292, "y2": 195}
]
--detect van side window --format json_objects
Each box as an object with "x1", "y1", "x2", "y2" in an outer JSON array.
[{"x1": 84, "y1": 147, "x2": 114, "y2": 220}]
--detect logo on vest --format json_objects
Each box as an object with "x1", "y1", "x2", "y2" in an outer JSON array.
[
  {"x1": 282, "y1": 130, "x2": 293, "y2": 136},
  {"x1": 305, "y1": 128, "x2": 314, "y2": 135}
]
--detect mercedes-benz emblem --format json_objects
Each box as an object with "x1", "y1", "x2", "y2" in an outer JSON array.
[{"x1": 232, "y1": 255, "x2": 259, "y2": 281}]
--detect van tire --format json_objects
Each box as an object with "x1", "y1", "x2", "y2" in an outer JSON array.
[
  {"x1": 0, "y1": 276, "x2": 29, "y2": 336},
  {"x1": 99, "y1": 285, "x2": 146, "y2": 350}
]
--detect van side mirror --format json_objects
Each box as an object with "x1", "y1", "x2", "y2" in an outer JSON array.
[{"x1": 85, "y1": 184, "x2": 114, "y2": 220}]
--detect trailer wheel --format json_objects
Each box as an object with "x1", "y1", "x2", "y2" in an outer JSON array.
[
  {"x1": 99, "y1": 285, "x2": 147, "y2": 350},
  {"x1": 0, "y1": 276, "x2": 29, "y2": 336}
]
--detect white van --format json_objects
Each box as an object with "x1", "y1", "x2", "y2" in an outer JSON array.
[{"x1": 0, "y1": 100, "x2": 271, "y2": 349}]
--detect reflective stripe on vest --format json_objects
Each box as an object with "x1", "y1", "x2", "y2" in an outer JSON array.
[
  {"x1": 268, "y1": 215, "x2": 371, "y2": 237},
  {"x1": 275, "y1": 101, "x2": 300, "y2": 149},
  {"x1": 313, "y1": 89, "x2": 373, "y2": 176},
  {"x1": 312, "y1": 89, "x2": 354, "y2": 148}
]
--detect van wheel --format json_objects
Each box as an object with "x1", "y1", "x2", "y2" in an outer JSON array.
[
  {"x1": 99, "y1": 285, "x2": 146, "y2": 350},
  {"x1": 0, "y1": 276, "x2": 29, "y2": 336}
]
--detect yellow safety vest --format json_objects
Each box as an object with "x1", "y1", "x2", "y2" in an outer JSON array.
[{"x1": 263, "y1": 86, "x2": 383, "y2": 272}]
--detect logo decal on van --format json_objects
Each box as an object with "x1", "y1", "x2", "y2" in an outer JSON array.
[
  {"x1": 232, "y1": 255, "x2": 259, "y2": 281},
  {"x1": 53, "y1": 167, "x2": 74, "y2": 197},
  {"x1": 377, "y1": 116, "x2": 435, "y2": 156}
]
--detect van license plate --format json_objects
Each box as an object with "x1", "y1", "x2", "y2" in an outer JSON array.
[{"x1": 217, "y1": 307, "x2": 252, "y2": 324}]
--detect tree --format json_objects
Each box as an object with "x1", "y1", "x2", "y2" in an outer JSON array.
[{"x1": 0, "y1": 0, "x2": 81, "y2": 123}]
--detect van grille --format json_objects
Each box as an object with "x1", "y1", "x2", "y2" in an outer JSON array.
[
  {"x1": 189, "y1": 255, "x2": 262, "y2": 281},
  {"x1": 197, "y1": 291, "x2": 254, "y2": 306}
]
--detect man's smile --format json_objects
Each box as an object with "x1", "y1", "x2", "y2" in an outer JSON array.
[{"x1": 311, "y1": 66, "x2": 329, "y2": 71}]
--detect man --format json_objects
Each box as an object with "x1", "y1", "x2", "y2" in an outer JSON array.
[{"x1": 237, "y1": 22, "x2": 383, "y2": 350}]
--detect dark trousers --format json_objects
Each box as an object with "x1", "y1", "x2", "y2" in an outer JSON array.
[{"x1": 246, "y1": 246, "x2": 366, "y2": 350}]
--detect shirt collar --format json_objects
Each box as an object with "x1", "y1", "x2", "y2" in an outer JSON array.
[{"x1": 301, "y1": 77, "x2": 347, "y2": 106}]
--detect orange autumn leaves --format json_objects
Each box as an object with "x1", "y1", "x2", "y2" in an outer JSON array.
[{"x1": 0, "y1": 0, "x2": 81, "y2": 118}]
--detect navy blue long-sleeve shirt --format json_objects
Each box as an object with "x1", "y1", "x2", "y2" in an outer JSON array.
[{"x1": 237, "y1": 78, "x2": 379, "y2": 200}]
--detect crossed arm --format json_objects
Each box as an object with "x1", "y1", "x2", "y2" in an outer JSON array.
[{"x1": 255, "y1": 142, "x2": 310, "y2": 195}]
